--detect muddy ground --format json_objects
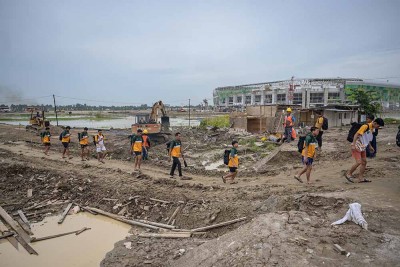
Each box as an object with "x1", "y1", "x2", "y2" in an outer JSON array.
[{"x1": 0, "y1": 123, "x2": 399, "y2": 266}]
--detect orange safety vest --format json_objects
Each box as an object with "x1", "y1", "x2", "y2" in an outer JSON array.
[
  {"x1": 142, "y1": 135, "x2": 150, "y2": 147},
  {"x1": 284, "y1": 115, "x2": 294, "y2": 127}
]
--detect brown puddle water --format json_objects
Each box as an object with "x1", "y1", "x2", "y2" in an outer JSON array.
[{"x1": 0, "y1": 213, "x2": 131, "y2": 267}]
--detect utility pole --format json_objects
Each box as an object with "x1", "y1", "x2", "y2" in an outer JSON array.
[
  {"x1": 188, "y1": 99, "x2": 191, "y2": 127},
  {"x1": 53, "y1": 94, "x2": 59, "y2": 126}
]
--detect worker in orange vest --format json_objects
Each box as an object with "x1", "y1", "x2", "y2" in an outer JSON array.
[
  {"x1": 283, "y1": 108, "x2": 295, "y2": 143},
  {"x1": 142, "y1": 129, "x2": 151, "y2": 160}
]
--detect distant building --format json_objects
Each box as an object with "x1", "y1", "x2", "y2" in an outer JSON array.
[
  {"x1": 213, "y1": 78, "x2": 400, "y2": 110},
  {"x1": 0, "y1": 105, "x2": 10, "y2": 112}
]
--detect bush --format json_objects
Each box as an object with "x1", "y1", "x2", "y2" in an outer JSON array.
[
  {"x1": 200, "y1": 115, "x2": 230, "y2": 128},
  {"x1": 383, "y1": 118, "x2": 398, "y2": 124}
]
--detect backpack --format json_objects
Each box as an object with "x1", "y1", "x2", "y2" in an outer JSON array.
[
  {"x1": 59, "y1": 132, "x2": 63, "y2": 141},
  {"x1": 396, "y1": 129, "x2": 400, "y2": 147},
  {"x1": 347, "y1": 122, "x2": 365, "y2": 143},
  {"x1": 297, "y1": 135, "x2": 307, "y2": 153},
  {"x1": 322, "y1": 117, "x2": 328, "y2": 130},
  {"x1": 166, "y1": 140, "x2": 172, "y2": 152},
  {"x1": 40, "y1": 132, "x2": 46, "y2": 139},
  {"x1": 223, "y1": 149, "x2": 231, "y2": 165}
]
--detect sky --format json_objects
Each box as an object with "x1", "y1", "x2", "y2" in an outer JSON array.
[{"x1": 1, "y1": 0, "x2": 400, "y2": 106}]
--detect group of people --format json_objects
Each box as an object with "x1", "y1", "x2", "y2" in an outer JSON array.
[
  {"x1": 41, "y1": 126, "x2": 109, "y2": 163},
  {"x1": 40, "y1": 110, "x2": 385, "y2": 185},
  {"x1": 290, "y1": 111, "x2": 384, "y2": 184}
]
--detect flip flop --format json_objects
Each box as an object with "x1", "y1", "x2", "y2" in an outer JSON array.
[
  {"x1": 359, "y1": 179, "x2": 372, "y2": 183},
  {"x1": 221, "y1": 176, "x2": 226, "y2": 184},
  {"x1": 344, "y1": 173, "x2": 354, "y2": 183},
  {"x1": 294, "y1": 175, "x2": 303, "y2": 183},
  {"x1": 229, "y1": 181, "x2": 238, "y2": 184}
]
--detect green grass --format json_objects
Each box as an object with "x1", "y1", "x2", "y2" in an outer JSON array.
[
  {"x1": 200, "y1": 115, "x2": 230, "y2": 128},
  {"x1": 383, "y1": 118, "x2": 398, "y2": 124}
]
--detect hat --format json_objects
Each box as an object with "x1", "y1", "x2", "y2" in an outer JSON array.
[
  {"x1": 143, "y1": 129, "x2": 148, "y2": 134},
  {"x1": 286, "y1": 108, "x2": 292, "y2": 112}
]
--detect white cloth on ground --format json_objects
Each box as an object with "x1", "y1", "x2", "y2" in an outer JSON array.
[{"x1": 331, "y1": 203, "x2": 368, "y2": 230}]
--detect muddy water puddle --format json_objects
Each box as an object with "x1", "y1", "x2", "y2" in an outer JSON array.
[{"x1": 0, "y1": 213, "x2": 131, "y2": 267}]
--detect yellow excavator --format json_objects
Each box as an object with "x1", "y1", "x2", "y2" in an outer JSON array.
[
  {"x1": 26, "y1": 107, "x2": 50, "y2": 131},
  {"x1": 131, "y1": 101, "x2": 170, "y2": 143}
]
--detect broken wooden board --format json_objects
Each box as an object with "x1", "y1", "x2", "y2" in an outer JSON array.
[
  {"x1": 58, "y1": 202, "x2": 73, "y2": 224},
  {"x1": 136, "y1": 219, "x2": 176, "y2": 229},
  {"x1": 17, "y1": 210, "x2": 30, "y2": 227},
  {"x1": 333, "y1": 244, "x2": 347, "y2": 255},
  {"x1": 31, "y1": 227, "x2": 90, "y2": 242},
  {"x1": 149, "y1": 198, "x2": 171, "y2": 204},
  {"x1": 84, "y1": 206, "x2": 159, "y2": 230},
  {"x1": 17, "y1": 218, "x2": 34, "y2": 236},
  {"x1": 0, "y1": 206, "x2": 37, "y2": 255},
  {"x1": 253, "y1": 146, "x2": 282, "y2": 171},
  {"x1": 167, "y1": 205, "x2": 182, "y2": 225},
  {"x1": 0, "y1": 220, "x2": 19, "y2": 249},
  {"x1": 138, "y1": 232, "x2": 191, "y2": 238},
  {"x1": 0, "y1": 232, "x2": 14, "y2": 240},
  {"x1": 191, "y1": 217, "x2": 247, "y2": 232}
]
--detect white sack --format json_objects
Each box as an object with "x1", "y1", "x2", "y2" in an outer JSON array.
[{"x1": 331, "y1": 203, "x2": 368, "y2": 230}]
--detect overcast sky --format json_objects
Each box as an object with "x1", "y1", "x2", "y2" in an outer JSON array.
[{"x1": 1, "y1": 0, "x2": 399, "y2": 106}]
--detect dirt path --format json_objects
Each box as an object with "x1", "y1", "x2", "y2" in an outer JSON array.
[{"x1": 0, "y1": 124, "x2": 399, "y2": 266}]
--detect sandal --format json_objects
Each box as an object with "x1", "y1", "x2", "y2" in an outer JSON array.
[
  {"x1": 359, "y1": 179, "x2": 372, "y2": 183},
  {"x1": 229, "y1": 181, "x2": 238, "y2": 184},
  {"x1": 294, "y1": 175, "x2": 303, "y2": 183},
  {"x1": 344, "y1": 173, "x2": 354, "y2": 183},
  {"x1": 221, "y1": 176, "x2": 226, "y2": 184}
]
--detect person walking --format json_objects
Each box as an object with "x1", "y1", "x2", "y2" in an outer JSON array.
[
  {"x1": 95, "y1": 129, "x2": 106, "y2": 163},
  {"x1": 169, "y1": 132, "x2": 190, "y2": 180},
  {"x1": 315, "y1": 111, "x2": 324, "y2": 150},
  {"x1": 61, "y1": 126, "x2": 72, "y2": 159},
  {"x1": 283, "y1": 108, "x2": 295, "y2": 143},
  {"x1": 222, "y1": 141, "x2": 239, "y2": 184},
  {"x1": 345, "y1": 118, "x2": 384, "y2": 183},
  {"x1": 365, "y1": 114, "x2": 377, "y2": 158},
  {"x1": 41, "y1": 127, "x2": 51, "y2": 155},
  {"x1": 294, "y1": 127, "x2": 319, "y2": 184},
  {"x1": 142, "y1": 129, "x2": 151, "y2": 160},
  {"x1": 130, "y1": 129, "x2": 146, "y2": 172},
  {"x1": 79, "y1": 127, "x2": 90, "y2": 161}
]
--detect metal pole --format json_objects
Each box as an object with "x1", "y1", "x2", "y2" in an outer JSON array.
[
  {"x1": 53, "y1": 94, "x2": 59, "y2": 126},
  {"x1": 188, "y1": 99, "x2": 191, "y2": 127}
]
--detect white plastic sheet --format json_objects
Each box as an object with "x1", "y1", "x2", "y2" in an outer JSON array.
[{"x1": 331, "y1": 203, "x2": 368, "y2": 230}]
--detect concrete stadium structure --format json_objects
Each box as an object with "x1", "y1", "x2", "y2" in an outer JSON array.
[{"x1": 213, "y1": 78, "x2": 400, "y2": 110}]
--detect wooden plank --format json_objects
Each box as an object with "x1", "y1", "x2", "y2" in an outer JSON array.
[
  {"x1": 167, "y1": 205, "x2": 182, "y2": 225},
  {"x1": 0, "y1": 206, "x2": 38, "y2": 255},
  {"x1": 0, "y1": 220, "x2": 19, "y2": 249},
  {"x1": 0, "y1": 206, "x2": 31, "y2": 243},
  {"x1": 84, "y1": 206, "x2": 160, "y2": 230},
  {"x1": 17, "y1": 218, "x2": 34, "y2": 236},
  {"x1": 17, "y1": 210, "x2": 30, "y2": 227},
  {"x1": 138, "y1": 232, "x2": 191, "y2": 238},
  {"x1": 149, "y1": 198, "x2": 171, "y2": 204},
  {"x1": 136, "y1": 219, "x2": 176, "y2": 229},
  {"x1": 31, "y1": 227, "x2": 90, "y2": 243},
  {"x1": 0, "y1": 232, "x2": 14, "y2": 240},
  {"x1": 253, "y1": 146, "x2": 282, "y2": 171},
  {"x1": 58, "y1": 203, "x2": 73, "y2": 224},
  {"x1": 333, "y1": 244, "x2": 347, "y2": 255},
  {"x1": 191, "y1": 217, "x2": 247, "y2": 232}
]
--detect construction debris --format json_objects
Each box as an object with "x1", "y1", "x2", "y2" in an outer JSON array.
[
  {"x1": 58, "y1": 202, "x2": 73, "y2": 224},
  {"x1": 333, "y1": 244, "x2": 347, "y2": 255},
  {"x1": 31, "y1": 227, "x2": 91, "y2": 242},
  {"x1": 190, "y1": 217, "x2": 247, "y2": 232}
]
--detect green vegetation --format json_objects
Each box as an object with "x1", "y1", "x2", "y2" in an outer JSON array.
[
  {"x1": 200, "y1": 115, "x2": 230, "y2": 128},
  {"x1": 383, "y1": 118, "x2": 398, "y2": 124},
  {"x1": 346, "y1": 88, "x2": 382, "y2": 115}
]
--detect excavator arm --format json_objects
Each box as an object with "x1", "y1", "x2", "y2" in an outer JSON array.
[{"x1": 150, "y1": 101, "x2": 167, "y2": 122}]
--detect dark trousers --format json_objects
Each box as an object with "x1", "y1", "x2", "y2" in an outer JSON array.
[
  {"x1": 142, "y1": 147, "x2": 148, "y2": 160},
  {"x1": 366, "y1": 135, "x2": 377, "y2": 158},
  {"x1": 316, "y1": 131, "x2": 323, "y2": 148},
  {"x1": 284, "y1": 127, "x2": 292, "y2": 143},
  {"x1": 170, "y1": 157, "x2": 182, "y2": 177}
]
